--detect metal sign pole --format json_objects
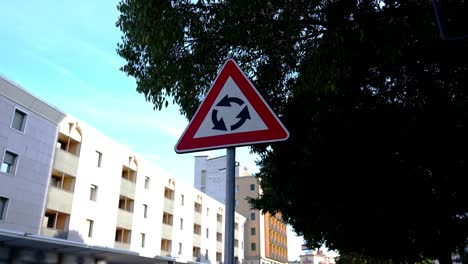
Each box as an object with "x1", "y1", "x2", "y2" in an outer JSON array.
[{"x1": 224, "y1": 147, "x2": 236, "y2": 264}]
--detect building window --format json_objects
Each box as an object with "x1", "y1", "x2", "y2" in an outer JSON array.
[
  {"x1": 251, "y1": 212, "x2": 256, "y2": 220},
  {"x1": 251, "y1": 227, "x2": 256, "y2": 236},
  {"x1": 234, "y1": 239, "x2": 238, "y2": 248},
  {"x1": 161, "y1": 239, "x2": 172, "y2": 254},
  {"x1": 234, "y1": 223, "x2": 238, "y2": 230},
  {"x1": 144, "y1": 176, "x2": 150, "y2": 189},
  {"x1": 200, "y1": 169, "x2": 206, "y2": 192},
  {"x1": 235, "y1": 185, "x2": 239, "y2": 192},
  {"x1": 251, "y1": 243, "x2": 256, "y2": 251},
  {"x1": 180, "y1": 218, "x2": 184, "y2": 230},
  {"x1": 178, "y1": 242, "x2": 183, "y2": 255},
  {"x1": 0, "y1": 196, "x2": 9, "y2": 221},
  {"x1": 217, "y1": 213, "x2": 222, "y2": 223},
  {"x1": 95, "y1": 151, "x2": 102, "y2": 167},
  {"x1": 90, "y1": 184, "x2": 98, "y2": 201},
  {"x1": 194, "y1": 202, "x2": 202, "y2": 213},
  {"x1": 216, "y1": 232, "x2": 222, "y2": 242},
  {"x1": 44, "y1": 209, "x2": 69, "y2": 231},
  {"x1": 181, "y1": 194, "x2": 184, "y2": 205},
  {"x1": 193, "y1": 246, "x2": 201, "y2": 258},
  {"x1": 143, "y1": 204, "x2": 148, "y2": 218},
  {"x1": 86, "y1": 219, "x2": 94, "y2": 237},
  {"x1": 206, "y1": 207, "x2": 209, "y2": 216},
  {"x1": 121, "y1": 165, "x2": 137, "y2": 182},
  {"x1": 250, "y1": 184, "x2": 255, "y2": 191},
  {"x1": 118, "y1": 196, "x2": 134, "y2": 212},
  {"x1": 1, "y1": 151, "x2": 18, "y2": 175},
  {"x1": 162, "y1": 212, "x2": 173, "y2": 226},
  {"x1": 141, "y1": 233, "x2": 146, "y2": 248},
  {"x1": 216, "y1": 252, "x2": 222, "y2": 262},
  {"x1": 164, "y1": 188, "x2": 174, "y2": 200},
  {"x1": 11, "y1": 108, "x2": 27, "y2": 132},
  {"x1": 115, "y1": 227, "x2": 131, "y2": 244},
  {"x1": 194, "y1": 224, "x2": 201, "y2": 235},
  {"x1": 206, "y1": 228, "x2": 209, "y2": 238}
]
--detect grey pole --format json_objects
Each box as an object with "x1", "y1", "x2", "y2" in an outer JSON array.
[{"x1": 224, "y1": 147, "x2": 236, "y2": 264}]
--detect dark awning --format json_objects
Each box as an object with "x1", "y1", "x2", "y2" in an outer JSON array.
[{"x1": 0, "y1": 229, "x2": 179, "y2": 264}]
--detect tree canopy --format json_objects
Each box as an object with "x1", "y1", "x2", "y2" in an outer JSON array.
[{"x1": 116, "y1": 1, "x2": 468, "y2": 263}]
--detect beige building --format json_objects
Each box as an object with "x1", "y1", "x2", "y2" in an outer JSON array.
[
  {"x1": 195, "y1": 156, "x2": 288, "y2": 264},
  {"x1": 299, "y1": 250, "x2": 336, "y2": 264},
  {"x1": 0, "y1": 75, "x2": 246, "y2": 264}
]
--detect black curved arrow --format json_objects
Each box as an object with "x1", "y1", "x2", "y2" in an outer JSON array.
[
  {"x1": 230, "y1": 106, "x2": 251, "y2": 131},
  {"x1": 216, "y1": 95, "x2": 244, "y2": 107},
  {"x1": 212, "y1": 109, "x2": 227, "y2": 131}
]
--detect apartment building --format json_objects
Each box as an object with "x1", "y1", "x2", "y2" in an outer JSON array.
[
  {"x1": 0, "y1": 76, "x2": 66, "y2": 235},
  {"x1": 0, "y1": 75, "x2": 246, "y2": 264},
  {"x1": 194, "y1": 155, "x2": 289, "y2": 264}
]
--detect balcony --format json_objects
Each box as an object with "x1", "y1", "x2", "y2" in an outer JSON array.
[
  {"x1": 164, "y1": 198, "x2": 174, "y2": 213},
  {"x1": 120, "y1": 178, "x2": 136, "y2": 199},
  {"x1": 193, "y1": 234, "x2": 201, "y2": 247},
  {"x1": 194, "y1": 211, "x2": 201, "y2": 224},
  {"x1": 162, "y1": 224, "x2": 173, "y2": 239},
  {"x1": 114, "y1": 241, "x2": 131, "y2": 251},
  {"x1": 46, "y1": 187, "x2": 73, "y2": 214},
  {"x1": 42, "y1": 209, "x2": 69, "y2": 239},
  {"x1": 40, "y1": 227, "x2": 68, "y2": 239},
  {"x1": 53, "y1": 148, "x2": 79, "y2": 176},
  {"x1": 117, "y1": 209, "x2": 133, "y2": 230}
]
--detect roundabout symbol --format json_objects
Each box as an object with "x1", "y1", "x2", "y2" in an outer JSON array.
[{"x1": 211, "y1": 95, "x2": 251, "y2": 131}]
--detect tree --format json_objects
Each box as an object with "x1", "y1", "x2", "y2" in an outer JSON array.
[{"x1": 116, "y1": 1, "x2": 468, "y2": 263}]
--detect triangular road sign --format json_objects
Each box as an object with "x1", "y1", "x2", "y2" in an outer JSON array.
[{"x1": 175, "y1": 59, "x2": 289, "y2": 154}]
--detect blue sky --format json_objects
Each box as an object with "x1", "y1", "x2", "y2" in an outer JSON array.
[{"x1": 0, "y1": 0, "x2": 306, "y2": 260}]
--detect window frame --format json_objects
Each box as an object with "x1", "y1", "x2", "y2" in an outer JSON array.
[
  {"x1": 90, "y1": 184, "x2": 98, "y2": 201},
  {"x1": 251, "y1": 243, "x2": 256, "y2": 251},
  {"x1": 143, "y1": 204, "x2": 148, "y2": 218},
  {"x1": 144, "y1": 176, "x2": 150, "y2": 189},
  {"x1": 11, "y1": 108, "x2": 27, "y2": 133},
  {"x1": 251, "y1": 227, "x2": 256, "y2": 236},
  {"x1": 251, "y1": 212, "x2": 256, "y2": 221},
  {"x1": 1, "y1": 150, "x2": 19, "y2": 175},
  {"x1": 141, "y1": 233, "x2": 146, "y2": 248},
  {"x1": 95, "y1": 151, "x2": 102, "y2": 168},
  {"x1": 86, "y1": 219, "x2": 94, "y2": 237},
  {"x1": 0, "y1": 196, "x2": 9, "y2": 221}
]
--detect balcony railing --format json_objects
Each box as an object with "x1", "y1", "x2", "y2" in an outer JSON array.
[
  {"x1": 194, "y1": 211, "x2": 201, "y2": 224},
  {"x1": 117, "y1": 209, "x2": 133, "y2": 230},
  {"x1": 114, "y1": 241, "x2": 131, "y2": 251},
  {"x1": 53, "y1": 148, "x2": 79, "y2": 176},
  {"x1": 193, "y1": 234, "x2": 201, "y2": 247},
  {"x1": 164, "y1": 198, "x2": 174, "y2": 213},
  {"x1": 46, "y1": 187, "x2": 73, "y2": 214},
  {"x1": 41, "y1": 227, "x2": 68, "y2": 239},
  {"x1": 120, "y1": 178, "x2": 136, "y2": 199},
  {"x1": 162, "y1": 224, "x2": 173, "y2": 239}
]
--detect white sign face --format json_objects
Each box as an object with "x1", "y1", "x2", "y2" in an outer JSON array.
[{"x1": 194, "y1": 77, "x2": 268, "y2": 138}]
